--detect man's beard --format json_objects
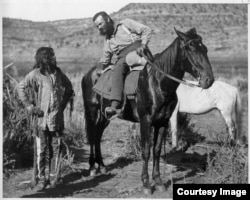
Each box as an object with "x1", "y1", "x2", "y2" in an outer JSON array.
[{"x1": 99, "y1": 22, "x2": 114, "y2": 38}]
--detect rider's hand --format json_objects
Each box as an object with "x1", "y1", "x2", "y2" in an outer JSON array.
[
  {"x1": 33, "y1": 107, "x2": 44, "y2": 117},
  {"x1": 96, "y1": 63, "x2": 104, "y2": 76},
  {"x1": 136, "y1": 44, "x2": 147, "y2": 57},
  {"x1": 96, "y1": 69, "x2": 102, "y2": 76}
]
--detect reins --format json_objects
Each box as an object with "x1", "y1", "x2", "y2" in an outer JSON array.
[
  {"x1": 142, "y1": 52, "x2": 200, "y2": 88},
  {"x1": 121, "y1": 23, "x2": 200, "y2": 88}
]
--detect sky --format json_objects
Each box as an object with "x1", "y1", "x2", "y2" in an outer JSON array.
[{"x1": 1, "y1": 0, "x2": 247, "y2": 22}]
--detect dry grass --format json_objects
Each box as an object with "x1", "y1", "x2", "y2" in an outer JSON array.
[
  {"x1": 205, "y1": 139, "x2": 248, "y2": 183},
  {"x1": 3, "y1": 74, "x2": 34, "y2": 176}
]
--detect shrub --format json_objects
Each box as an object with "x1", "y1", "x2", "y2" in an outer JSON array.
[
  {"x1": 172, "y1": 113, "x2": 206, "y2": 151},
  {"x1": 206, "y1": 137, "x2": 248, "y2": 183},
  {"x1": 176, "y1": 112, "x2": 248, "y2": 184},
  {"x1": 3, "y1": 74, "x2": 34, "y2": 176}
]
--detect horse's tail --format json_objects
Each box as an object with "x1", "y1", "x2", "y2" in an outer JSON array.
[
  {"x1": 81, "y1": 74, "x2": 89, "y2": 143},
  {"x1": 81, "y1": 66, "x2": 98, "y2": 143},
  {"x1": 81, "y1": 73, "x2": 89, "y2": 133},
  {"x1": 81, "y1": 73, "x2": 87, "y2": 104},
  {"x1": 235, "y1": 87, "x2": 242, "y2": 140},
  {"x1": 68, "y1": 89, "x2": 75, "y2": 118}
]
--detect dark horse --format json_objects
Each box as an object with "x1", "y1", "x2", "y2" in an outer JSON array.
[{"x1": 81, "y1": 28, "x2": 214, "y2": 194}]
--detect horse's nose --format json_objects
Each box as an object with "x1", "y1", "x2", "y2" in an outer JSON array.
[{"x1": 204, "y1": 76, "x2": 214, "y2": 88}]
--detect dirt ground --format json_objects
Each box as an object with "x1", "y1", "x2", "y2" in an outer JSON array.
[{"x1": 3, "y1": 110, "x2": 248, "y2": 198}]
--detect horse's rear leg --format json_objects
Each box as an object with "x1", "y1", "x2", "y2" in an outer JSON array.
[
  {"x1": 89, "y1": 142, "x2": 96, "y2": 176},
  {"x1": 140, "y1": 115, "x2": 152, "y2": 195},
  {"x1": 152, "y1": 127, "x2": 166, "y2": 192},
  {"x1": 86, "y1": 118, "x2": 97, "y2": 176},
  {"x1": 86, "y1": 120, "x2": 109, "y2": 176},
  {"x1": 95, "y1": 121, "x2": 109, "y2": 175},
  {"x1": 220, "y1": 109, "x2": 236, "y2": 141}
]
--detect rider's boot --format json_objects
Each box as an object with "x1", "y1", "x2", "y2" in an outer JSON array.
[{"x1": 105, "y1": 100, "x2": 121, "y2": 120}]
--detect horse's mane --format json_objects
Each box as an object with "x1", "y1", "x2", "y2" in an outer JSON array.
[
  {"x1": 152, "y1": 29, "x2": 202, "y2": 75},
  {"x1": 153, "y1": 37, "x2": 181, "y2": 74}
]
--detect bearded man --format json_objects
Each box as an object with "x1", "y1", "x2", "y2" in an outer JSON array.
[
  {"x1": 17, "y1": 47, "x2": 74, "y2": 189},
  {"x1": 93, "y1": 11, "x2": 152, "y2": 119}
]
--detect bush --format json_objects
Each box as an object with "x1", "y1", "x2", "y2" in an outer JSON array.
[
  {"x1": 3, "y1": 74, "x2": 34, "y2": 176},
  {"x1": 206, "y1": 138, "x2": 248, "y2": 183},
  {"x1": 172, "y1": 113, "x2": 206, "y2": 151},
  {"x1": 176, "y1": 112, "x2": 248, "y2": 184}
]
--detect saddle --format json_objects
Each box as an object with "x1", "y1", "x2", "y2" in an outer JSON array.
[{"x1": 92, "y1": 51, "x2": 147, "y2": 100}]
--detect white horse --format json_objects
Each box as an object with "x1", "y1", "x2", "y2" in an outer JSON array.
[{"x1": 170, "y1": 80, "x2": 242, "y2": 148}]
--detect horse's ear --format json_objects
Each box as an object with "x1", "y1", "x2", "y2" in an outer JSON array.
[
  {"x1": 189, "y1": 27, "x2": 197, "y2": 34},
  {"x1": 174, "y1": 27, "x2": 188, "y2": 41}
]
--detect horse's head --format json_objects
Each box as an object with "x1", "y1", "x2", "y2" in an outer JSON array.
[{"x1": 175, "y1": 27, "x2": 214, "y2": 89}]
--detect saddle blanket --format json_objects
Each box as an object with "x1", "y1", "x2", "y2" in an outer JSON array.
[{"x1": 92, "y1": 67, "x2": 142, "y2": 100}]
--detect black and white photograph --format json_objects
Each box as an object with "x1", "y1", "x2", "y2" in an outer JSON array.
[{"x1": 2, "y1": 0, "x2": 248, "y2": 198}]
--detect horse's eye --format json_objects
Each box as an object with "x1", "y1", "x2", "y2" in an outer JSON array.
[
  {"x1": 190, "y1": 41, "x2": 196, "y2": 46},
  {"x1": 187, "y1": 42, "x2": 197, "y2": 51}
]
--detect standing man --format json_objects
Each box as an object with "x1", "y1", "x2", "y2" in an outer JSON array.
[
  {"x1": 93, "y1": 11, "x2": 152, "y2": 119},
  {"x1": 17, "y1": 47, "x2": 74, "y2": 189}
]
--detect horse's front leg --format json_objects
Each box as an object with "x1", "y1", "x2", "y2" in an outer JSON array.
[
  {"x1": 152, "y1": 126, "x2": 166, "y2": 192},
  {"x1": 140, "y1": 115, "x2": 152, "y2": 195}
]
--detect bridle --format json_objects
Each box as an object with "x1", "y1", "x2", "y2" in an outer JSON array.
[
  {"x1": 181, "y1": 38, "x2": 204, "y2": 84},
  {"x1": 182, "y1": 38, "x2": 202, "y2": 49},
  {"x1": 142, "y1": 38, "x2": 204, "y2": 88}
]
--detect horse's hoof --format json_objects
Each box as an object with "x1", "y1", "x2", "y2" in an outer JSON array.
[
  {"x1": 90, "y1": 170, "x2": 96, "y2": 176},
  {"x1": 96, "y1": 166, "x2": 107, "y2": 175},
  {"x1": 155, "y1": 185, "x2": 166, "y2": 192},
  {"x1": 49, "y1": 178, "x2": 63, "y2": 188},
  {"x1": 30, "y1": 181, "x2": 36, "y2": 189},
  {"x1": 100, "y1": 167, "x2": 107, "y2": 174},
  {"x1": 142, "y1": 187, "x2": 152, "y2": 195},
  {"x1": 30, "y1": 178, "x2": 38, "y2": 188}
]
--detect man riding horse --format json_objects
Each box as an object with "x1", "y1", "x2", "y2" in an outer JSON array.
[
  {"x1": 83, "y1": 14, "x2": 214, "y2": 193},
  {"x1": 93, "y1": 11, "x2": 153, "y2": 119}
]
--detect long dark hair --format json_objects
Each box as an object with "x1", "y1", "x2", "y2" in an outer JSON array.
[
  {"x1": 33, "y1": 47, "x2": 58, "y2": 74},
  {"x1": 33, "y1": 47, "x2": 55, "y2": 69}
]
